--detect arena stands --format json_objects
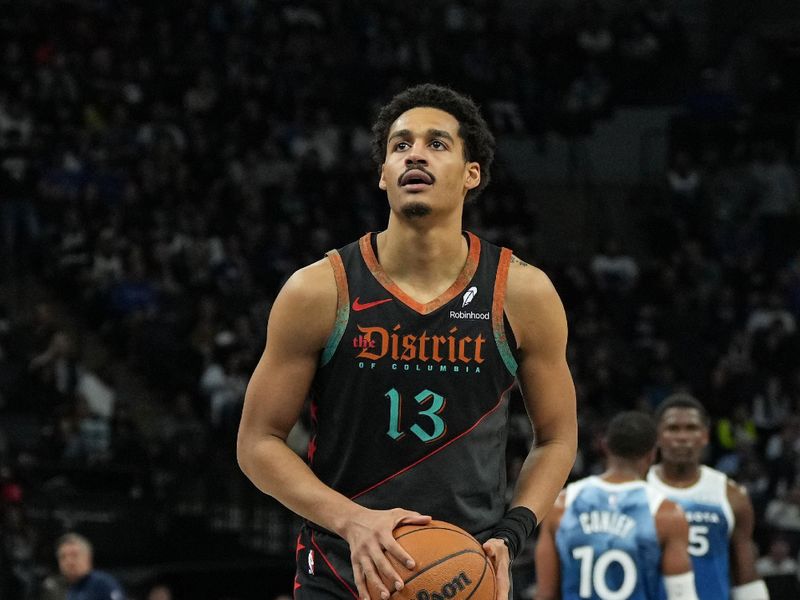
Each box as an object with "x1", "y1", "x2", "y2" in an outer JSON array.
[{"x1": 1, "y1": 1, "x2": 799, "y2": 598}]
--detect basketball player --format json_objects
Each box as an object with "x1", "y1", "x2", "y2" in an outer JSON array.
[
  {"x1": 535, "y1": 411, "x2": 698, "y2": 600},
  {"x1": 237, "y1": 84, "x2": 577, "y2": 600},
  {"x1": 647, "y1": 394, "x2": 769, "y2": 600}
]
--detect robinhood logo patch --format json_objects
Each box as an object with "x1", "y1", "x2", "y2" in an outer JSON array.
[{"x1": 462, "y1": 286, "x2": 477, "y2": 307}]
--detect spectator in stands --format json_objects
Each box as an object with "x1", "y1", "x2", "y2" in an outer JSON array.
[
  {"x1": 752, "y1": 376, "x2": 793, "y2": 441},
  {"x1": 56, "y1": 533, "x2": 125, "y2": 600},
  {"x1": 1, "y1": 504, "x2": 38, "y2": 599},
  {"x1": 589, "y1": 237, "x2": 639, "y2": 294},
  {"x1": 0, "y1": 128, "x2": 40, "y2": 277},
  {"x1": 145, "y1": 582, "x2": 173, "y2": 600},
  {"x1": 28, "y1": 331, "x2": 79, "y2": 414},
  {"x1": 765, "y1": 417, "x2": 800, "y2": 497},
  {"x1": 665, "y1": 150, "x2": 704, "y2": 238},
  {"x1": 765, "y1": 485, "x2": 800, "y2": 551},
  {"x1": 755, "y1": 535, "x2": 800, "y2": 600},
  {"x1": 200, "y1": 349, "x2": 248, "y2": 432},
  {"x1": 756, "y1": 535, "x2": 798, "y2": 579},
  {"x1": 750, "y1": 141, "x2": 800, "y2": 268},
  {"x1": 38, "y1": 571, "x2": 69, "y2": 600},
  {"x1": 715, "y1": 402, "x2": 758, "y2": 474}
]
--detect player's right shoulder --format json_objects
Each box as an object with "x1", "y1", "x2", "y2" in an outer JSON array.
[
  {"x1": 278, "y1": 258, "x2": 337, "y2": 303},
  {"x1": 268, "y1": 258, "x2": 338, "y2": 350}
]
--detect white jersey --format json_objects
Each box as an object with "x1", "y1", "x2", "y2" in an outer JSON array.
[{"x1": 647, "y1": 465, "x2": 734, "y2": 600}]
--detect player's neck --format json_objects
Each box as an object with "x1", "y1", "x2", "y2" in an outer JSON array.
[
  {"x1": 377, "y1": 220, "x2": 468, "y2": 293},
  {"x1": 656, "y1": 462, "x2": 702, "y2": 487},
  {"x1": 601, "y1": 462, "x2": 645, "y2": 483}
]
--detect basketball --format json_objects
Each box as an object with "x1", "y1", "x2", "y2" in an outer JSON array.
[{"x1": 367, "y1": 520, "x2": 496, "y2": 600}]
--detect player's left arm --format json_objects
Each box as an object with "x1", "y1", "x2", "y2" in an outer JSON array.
[
  {"x1": 483, "y1": 256, "x2": 577, "y2": 598},
  {"x1": 728, "y1": 480, "x2": 770, "y2": 599},
  {"x1": 505, "y1": 256, "x2": 577, "y2": 522}
]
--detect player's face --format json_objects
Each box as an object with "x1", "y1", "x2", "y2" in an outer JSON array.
[
  {"x1": 379, "y1": 107, "x2": 480, "y2": 218},
  {"x1": 657, "y1": 407, "x2": 709, "y2": 466},
  {"x1": 57, "y1": 542, "x2": 92, "y2": 583}
]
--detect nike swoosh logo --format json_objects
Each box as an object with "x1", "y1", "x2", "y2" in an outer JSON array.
[{"x1": 352, "y1": 297, "x2": 393, "y2": 311}]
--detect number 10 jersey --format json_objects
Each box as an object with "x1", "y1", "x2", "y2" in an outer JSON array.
[{"x1": 556, "y1": 477, "x2": 666, "y2": 600}]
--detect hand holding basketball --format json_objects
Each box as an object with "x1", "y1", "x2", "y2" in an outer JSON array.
[
  {"x1": 482, "y1": 537, "x2": 511, "y2": 600},
  {"x1": 345, "y1": 508, "x2": 432, "y2": 600},
  {"x1": 366, "y1": 520, "x2": 496, "y2": 600}
]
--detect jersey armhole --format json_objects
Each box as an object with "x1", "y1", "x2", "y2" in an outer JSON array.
[
  {"x1": 645, "y1": 487, "x2": 666, "y2": 516},
  {"x1": 564, "y1": 478, "x2": 589, "y2": 508},
  {"x1": 493, "y1": 247, "x2": 519, "y2": 376},
  {"x1": 320, "y1": 249, "x2": 349, "y2": 367},
  {"x1": 720, "y1": 472, "x2": 736, "y2": 536}
]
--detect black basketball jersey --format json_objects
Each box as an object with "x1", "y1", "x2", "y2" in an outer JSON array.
[{"x1": 309, "y1": 231, "x2": 519, "y2": 537}]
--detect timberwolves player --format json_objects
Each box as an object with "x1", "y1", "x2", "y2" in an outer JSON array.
[
  {"x1": 648, "y1": 394, "x2": 769, "y2": 600},
  {"x1": 535, "y1": 411, "x2": 698, "y2": 600},
  {"x1": 237, "y1": 84, "x2": 577, "y2": 600}
]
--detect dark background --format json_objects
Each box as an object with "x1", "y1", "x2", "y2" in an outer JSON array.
[{"x1": 1, "y1": 0, "x2": 800, "y2": 598}]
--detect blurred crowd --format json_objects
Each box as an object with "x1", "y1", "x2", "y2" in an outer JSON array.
[{"x1": 1, "y1": 0, "x2": 799, "y2": 598}]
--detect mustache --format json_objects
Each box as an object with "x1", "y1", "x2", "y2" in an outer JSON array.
[{"x1": 398, "y1": 163, "x2": 436, "y2": 186}]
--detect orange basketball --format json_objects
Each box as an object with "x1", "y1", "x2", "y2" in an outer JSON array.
[{"x1": 367, "y1": 520, "x2": 496, "y2": 600}]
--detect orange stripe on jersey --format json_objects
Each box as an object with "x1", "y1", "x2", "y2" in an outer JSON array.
[
  {"x1": 358, "y1": 231, "x2": 482, "y2": 315},
  {"x1": 320, "y1": 249, "x2": 350, "y2": 367},
  {"x1": 492, "y1": 248, "x2": 518, "y2": 375}
]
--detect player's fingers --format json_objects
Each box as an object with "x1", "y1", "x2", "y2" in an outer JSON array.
[
  {"x1": 482, "y1": 540, "x2": 511, "y2": 600},
  {"x1": 483, "y1": 538, "x2": 509, "y2": 566},
  {"x1": 393, "y1": 509, "x2": 432, "y2": 528},
  {"x1": 371, "y1": 547, "x2": 405, "y2": 593},
  {"x1": 358, "y1": 560, "x2": 392, "y2": 600},
  {"x1": 389, "y1": 510, "x2": 431, "y2": 569},
  {"x1": 352, "y1": 561, "x2": 372, "y2": 600},
  {"x1": 493, "y1": 567, "x2": 510, "y2": 600},
  {"x1": 383, "y1": 535, "x2": 416, "y2": 571}
]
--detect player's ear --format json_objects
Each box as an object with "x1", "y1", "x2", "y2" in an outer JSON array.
[
  {"x1": 379, "y1": 164, "x2": 388, "y2": 191},
  {"x1": 464, "y1": 162, "x2": 480, "y2": 190}
]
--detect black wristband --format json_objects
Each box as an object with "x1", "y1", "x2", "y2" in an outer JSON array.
[{"x1": 489, "y1": 506, "x2": 538, "y2": 562}]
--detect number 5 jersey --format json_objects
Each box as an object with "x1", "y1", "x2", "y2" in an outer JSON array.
[
  {"x1": 647, "y1": 466, "x2": 734, "y2": 600},
  {"x1": 309, "y1": 232, "x2": 519, "y2": 538}
]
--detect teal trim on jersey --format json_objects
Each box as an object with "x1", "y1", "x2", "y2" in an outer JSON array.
[
  {"x1": 492, "y1": 248, "x2": 517, "y2": 377},
  {"x1": 320, "y1": 250, "x2": 349, "y2": 367},
  {"x1": 494, "y1": 325, "x2": 518, "y2": 376},
  {"x1": 320, "y1": 302, "x2": 348, "y2": 367}
]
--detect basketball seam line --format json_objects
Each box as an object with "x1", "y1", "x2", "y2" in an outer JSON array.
[
  {"x1": 401, "y1": 548, "x2": 487, "y2": 587},
  {"x1": 395, "y1": 527, "x2": 481, "y2": 549},
  {"x1": 464, "y1": 551, "x2": 490, "y2": 600}
]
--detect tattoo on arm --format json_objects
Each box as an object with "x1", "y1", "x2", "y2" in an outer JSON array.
[{"x1": 511, "y1": 255, "x2": 531, "y2": 267}]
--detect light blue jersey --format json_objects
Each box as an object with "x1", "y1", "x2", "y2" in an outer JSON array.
[
  {"x1": 556, "y1": 477, "x2": 666, "y2": 600},
  {"x1": 647, "y1": 466, "x2": 733, "y2": 600}
]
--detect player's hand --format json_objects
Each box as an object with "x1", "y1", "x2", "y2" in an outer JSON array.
[
  {"x1": 483, "y1": 538, "x2": 511, "y2": 600},
  {"x1": 342, "y1": 507, "x2": 431, "y2": 600}
]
